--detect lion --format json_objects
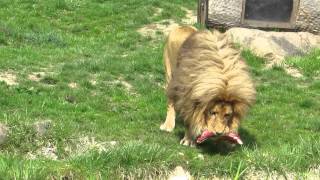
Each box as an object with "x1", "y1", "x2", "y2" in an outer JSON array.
[{"x1": 160, "y1": 26, "x2": 256, "y2": 146}]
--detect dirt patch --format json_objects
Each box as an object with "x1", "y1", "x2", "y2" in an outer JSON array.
[
  {"x1": 33, "y1": 120, "x2": 52, "y2": 137},
  {"x1": 40, "y1": 143, "x2": 58, "y2": 160},
  {"x1": 0, "y1": 71, "x2": 18, "y2": 86},
  {"x1": 181, "y1": 7, "x2": 197, "y2": 25},
  {"x1": 28, "y1": 72, "x2": 46, "y2": 82},
  {"x1": 137, "y1": 7, "x2": 196, "y2": 38},
  {"x1": 27, "y1": 143, "x2": 58, "y2": 160},
  {"x1": 109, "y1": 78, "x2": 136, "y2": 95},
  {"x1": 137, "y1": 19, "x2": 179, "y2": 38},
  {"x1": 64, "y1": 136, "x2": 117, "y2": 157},
  {"x1": 115, "y1": 80, "x2": 133, "y2": 91}
]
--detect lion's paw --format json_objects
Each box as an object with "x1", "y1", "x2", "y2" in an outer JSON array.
[
  {"x1": 180, "y1": 137, "x2": 196, "y2": 147},
  {"x1": 160, "y1": 123, "x2": 174, "y2": 132}
]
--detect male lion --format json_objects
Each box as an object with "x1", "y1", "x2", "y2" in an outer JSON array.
[{"x1": 160, "y1": 26, "x2": 256, "y2": 146}]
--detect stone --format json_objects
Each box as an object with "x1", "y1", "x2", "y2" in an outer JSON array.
[{"x1": 296, "y1": 0, "x2": 320, "y2": 33}]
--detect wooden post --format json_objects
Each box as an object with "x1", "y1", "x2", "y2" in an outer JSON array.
[{"x1": 197, "y1": 0, "x2": 208, "y2": 27}]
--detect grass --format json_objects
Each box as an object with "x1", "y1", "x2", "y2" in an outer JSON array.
[
  {"x1": 288, "y1": 49, "x2": 320, "y2": 77},
  {"x1": 0, "y1": 0, "x2": 320, "y2": 179}
]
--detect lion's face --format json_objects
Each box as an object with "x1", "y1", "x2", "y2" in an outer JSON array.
[{"x1": 205, "y1": 101, "x2": 238, "y2": 135}]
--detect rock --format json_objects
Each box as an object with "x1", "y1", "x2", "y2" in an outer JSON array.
[
  {"x1": 226, "y1": 27, "x2": 320, "y2": 66},
  {"x1": 34, "y1": 120, "x2": 52, "y2": 136},
  {"x1": 0, "y1": 123, "x2": 8, "y2": 144},
  {"x1": 168, "y1": 166, "x2": 192, "y2": 180}
]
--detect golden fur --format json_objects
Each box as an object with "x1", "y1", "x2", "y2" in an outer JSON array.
[{"x1": 160, "y1": 26, "x2": 256, "y2": 146}]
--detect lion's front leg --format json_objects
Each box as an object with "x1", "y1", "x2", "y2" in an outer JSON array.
[
  {"x1": 180, "y1": 128, "x2": 196, "y2": 147},
  {"x1": 160, "y1": 101, "x2": 176, "y2": 132}
]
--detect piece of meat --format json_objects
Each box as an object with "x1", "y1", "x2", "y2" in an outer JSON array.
[
  {"x1": 196, "y1": 130, "x2": 215, "y2": 144},
  {"x1": 219, "y1": 132, "x2": 243, "y2": 145},
  {"x1": 196, "y1": 131, "x2": 243, "y2": 145}
]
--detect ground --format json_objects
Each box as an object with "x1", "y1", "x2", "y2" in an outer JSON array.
[{"x1": 0, "y1": 0, "x2": 320, "y2": 179}]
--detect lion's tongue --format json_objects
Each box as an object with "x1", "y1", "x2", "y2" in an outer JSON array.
[{"x1": 196, "y1": 130, "x2": 215, "y2": 144}]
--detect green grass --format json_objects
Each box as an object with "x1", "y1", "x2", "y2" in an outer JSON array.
[
  {"x1": 0, "y1": 0, "x2": 320, "y2": 179},
  {"x1": 287, "y1": 49, "x2": 320, "y2": 77}
]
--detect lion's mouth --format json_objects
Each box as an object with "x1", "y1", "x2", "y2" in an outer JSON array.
[{"x1": 196, "y1": 130, "x2": 243, "y2": 145}]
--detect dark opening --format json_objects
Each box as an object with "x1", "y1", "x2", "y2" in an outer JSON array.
[{"x1": 244, "y1": 0, "x2": 293, "y2": 22}]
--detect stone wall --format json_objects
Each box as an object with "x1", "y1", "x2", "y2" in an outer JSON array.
[
  {"x1": 207, "y1": 0, "x2": 242, "y2": 27},
  {"x1": 295, "y1": 0, "x2": 320, "y2": 33},
  {"x1": 205, "y1": 0, "x2": 320, "y2": 34}
]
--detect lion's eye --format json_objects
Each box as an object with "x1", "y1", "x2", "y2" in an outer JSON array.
[{"x1": 209, "y1": 111, "x2": 217, "y2": 116}]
